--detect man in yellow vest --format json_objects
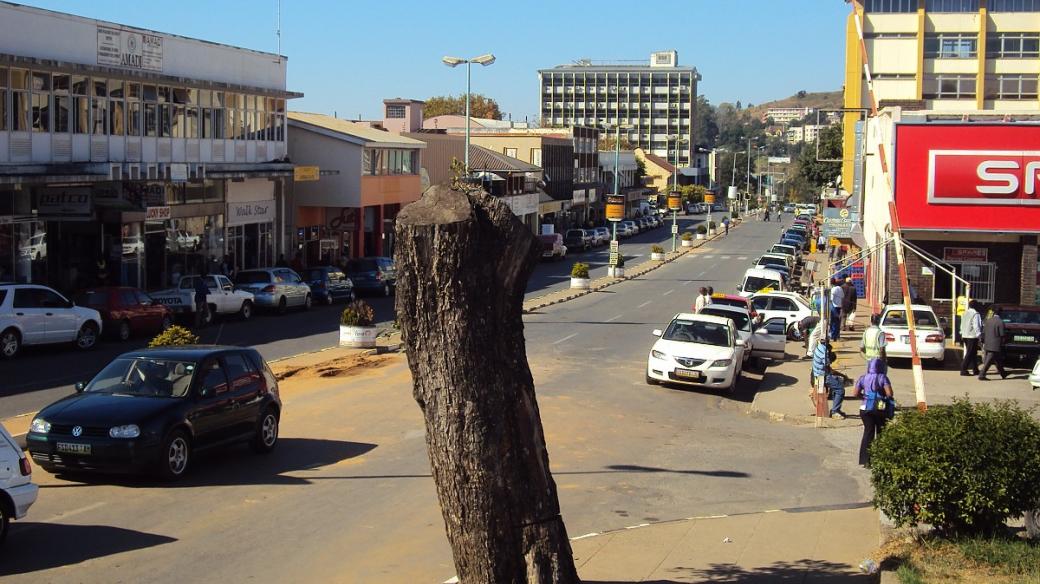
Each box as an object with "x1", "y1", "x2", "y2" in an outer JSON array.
[{"x1": 860, "y1": 313, "x2": 886, "y2": 361}]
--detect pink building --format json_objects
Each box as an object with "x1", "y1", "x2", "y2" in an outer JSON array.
[{"x1": 382, "y1": 98, "x2": 424, "y2": 133}]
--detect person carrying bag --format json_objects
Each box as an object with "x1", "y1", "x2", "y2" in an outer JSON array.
[{"x1": 854, "y1": 357, "x2": 894, "y2": 467}]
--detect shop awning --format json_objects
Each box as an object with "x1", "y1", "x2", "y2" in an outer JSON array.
[{"x1": 538, "y1": 192, "x2": 563, "y2": 214}]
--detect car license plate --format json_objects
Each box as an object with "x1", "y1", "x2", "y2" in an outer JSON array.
[
  {"x1": 901, "y1": 336, "x2": 910, "y2": 344},
  {"x1": 56, "y1": 442, "x2": 91, "y2": 455},
  {"x1": 674, "y1": 368, "x2": 702, "y2": 380},
  {"x1": 1013, "y1": 335, "x2": 1035, "y2": 343}
]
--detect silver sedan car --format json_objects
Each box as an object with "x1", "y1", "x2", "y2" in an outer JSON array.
[{"x1": 233, "y1": 268, "x2": 312, "y2": 314}]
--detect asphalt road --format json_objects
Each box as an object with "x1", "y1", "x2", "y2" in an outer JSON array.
[
  {"x1": 1, "y1": 217, "x2": 873, "y2": 583},
  {"x1": 0, "y1": 214, "x2": 708, "y2": 420}
]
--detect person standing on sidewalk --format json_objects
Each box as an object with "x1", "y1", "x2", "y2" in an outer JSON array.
[
  {"x1": 193, "y1": 275, "x2": 211, "y2": 328},
  {"x1": 694, "y1": 287, "x2": 712, "y2": 312},
  {"x1": 829, "y1": 278, "x2": 845, "y2": 341},
  {"x1": 959, "y1": 300, "x2": 983, "y2": 377},
  {"x1": 979, "y1": 306, "x2": 1008, "y2": 380},
  {"x1": 854, "y1": 358, "x2": 894, "y2": 467},
  {"x1": 841, "y1": 278, "x2": 858, "y2": 332},
  {"x1": 860, "y1": 313, "x2": 887, "y2": 361}
]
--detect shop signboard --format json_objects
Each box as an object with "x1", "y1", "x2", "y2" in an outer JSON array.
[
  {"x1": 943, "y1": 247, "x2": 988, "y2": 263},
  {"x1": 822, "y1": 206, "x2": 857, "y2": 238},
  {"x1": 894, "y1": 124, "x2": 1040, "y2": 231},
  {"x1": 38, "y1": 190, "x2": 92, "y2": 219},
  {"x1": 227, "y1": 199, "x2": 275, "y2": 227},
  {"x1": 146, "y1": 206, "x2": 171, "y2": 221},
  {"x1": 605, "y1": 195, "x2": 625, "y2": 222},
  {"x1": 504, "y1": 193, "x2": 538, "y2": 217},
  {"x1": 294, "y1": 166, "x2": 320, "y2": 182},
  {"x1": 97, "y1": 25, "x2": 163, "y2": 72}
]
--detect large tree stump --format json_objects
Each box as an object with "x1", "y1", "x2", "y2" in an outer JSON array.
[{"x1": 394, "y1": 184, "x2": 580, "y2": 584}]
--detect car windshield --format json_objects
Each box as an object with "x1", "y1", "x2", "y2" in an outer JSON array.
[
  {"x1": 235, "y1": 271, "x2": 271, "y2": 284},
  {"x1": 758, "y1": 257, "x2": 785, "y2": 267},
  {"x1": 1001, "y1": 310, "x2": 1040, "y2": 324},
  {"x1": 744, "y1": 276, "x2": 780, "y2": 294},
  {"x1": 883, "y1": 309, "x2": 940, "y2": 329},
  {"x1": 700, "y1": 308, "x2": 751, "y2": 331},
  {"x1": 662, "y1": 319, "x2": 731, "y2": 346},
  {"x1": 86, "y1": 357, "x2": 197, "y2": 398}
]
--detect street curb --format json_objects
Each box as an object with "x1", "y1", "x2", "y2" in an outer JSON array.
[{"x1": 522, "y1": 218, "x2": 745, "y2": 314}]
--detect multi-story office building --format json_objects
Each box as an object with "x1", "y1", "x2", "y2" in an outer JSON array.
[
  {"x1": 842, "y1": 0, "x2": 1040, "y2": 181},
  {"x1": 0, "y1": 2, "x2": 299, "y2": 293},
  {"x1": 764, "y1": 107, "x2": 814, "y2": 125},
  {"x1": 538, "y1": 51, "x2": 700, "y2": 168}
]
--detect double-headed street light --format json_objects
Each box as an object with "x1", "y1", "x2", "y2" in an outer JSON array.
[{"x1": 442, "y1": 53, "x2": 496, "y2": 175}]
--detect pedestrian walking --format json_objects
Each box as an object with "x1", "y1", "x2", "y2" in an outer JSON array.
[
  {"x1": 193, "y1": 274, "x2": 211, "y2": 328},
  {"x1": 978, "y1": 305, "x2": 1008, "y2": 380},
  {"x1": 829, "y1": 278, "x2": 845, "y2": 340},
  {"x1": 723, "y1": 216, "x2": 730, "y2": 236},
  {"x1": 694, "y1": 287, "x2": 712, "y2": 312},
  {"x1": 818, "y1": 233, "x2": 826, "y2": 254},
  {"x1": 842, "y1": 277, "x2": 858, "y2": 331},
  {"x1": 860, "y1": 313, "x2": 887, "y2": 361},
  {"x1": 959, "y1": 300, "x2": 982, "y2": 376},
  {"x1": 707, "y1": 286, "x2": 714, "y2": 296},
  {"x1": 764, "y1": 209, "x2": 771, "y2": 222},
  {"x1": 854, "y1": 358, "x2": 894, "y2": 467}
]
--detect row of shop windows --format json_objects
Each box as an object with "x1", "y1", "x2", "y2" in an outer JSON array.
[
  {"x1": 0, "y1": 67, "x2": 286, "y2": 140},
  {"x1": 361, "y1": 148, "x2": 420, "y2": 176}
]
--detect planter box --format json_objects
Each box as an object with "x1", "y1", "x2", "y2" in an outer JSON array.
[
  {"x1": 708, "y1": 229, "x2": 716, "y2": 236},
  {"x1": 651, "y1": 252, "x2": 665, "y2": 261},
  {"x1": 340, "y1": 324, "x2": 379, "y2": 348},
  {"x1": 607, "y1": 266, "x2": 625, "y2": 278},
  {"x1": 681, "y1": 239, "x2": 694, "y2": 247},
  {"x1": 570, "y1": 277, "x2": 591, "y2": 290},
  {"x1": 696, "y1": 233, "x2": 706, "y2": 240}
]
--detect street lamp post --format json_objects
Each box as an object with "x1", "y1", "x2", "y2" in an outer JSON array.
[
  {"x1": 442, "y1": 54, "x2": 496, "y2": 175},
  {"x1": 668, "y1": 135, "x2": 685, "y2": 252}
]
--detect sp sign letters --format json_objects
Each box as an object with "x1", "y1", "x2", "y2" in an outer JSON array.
[{"x1": 928, "y1": 150, "x2": 1040, "y2": 205}]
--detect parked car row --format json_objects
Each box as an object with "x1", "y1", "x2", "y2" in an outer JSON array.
[{"x1": 0, "y1": 257, "x2": 397, "y2": 360}]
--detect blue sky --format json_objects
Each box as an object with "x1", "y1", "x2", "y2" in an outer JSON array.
[{"x1": 21, "y1": 1, "x2": 852, "y2": 120}]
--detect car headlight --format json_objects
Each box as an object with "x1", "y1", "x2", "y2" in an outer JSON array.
[
  {"x1": 109, "y1": 424, "x2": 141, "y2": 439},
  {"x1": 651, "y1": 350, "x2": 667, "y2": 360},
  {"x1": 709, "y1": 359, "x2": 733, "y2": 368},
  {"x1": 30, "y1": 418, "x2": 51, "y2": 434}
]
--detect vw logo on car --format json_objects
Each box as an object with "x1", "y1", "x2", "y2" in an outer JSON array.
[{"x1": 72, "y1": 426, "x2": 83, "y2": 437}]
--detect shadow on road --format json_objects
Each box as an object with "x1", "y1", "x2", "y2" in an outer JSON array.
[
  {"x1": 559, "y1": 464, "x2": 749, "y2": 478},
  {"x1": 42, "y1": 438, "x2": 377, "y2": 488},
  {"x1": 0, "y1": 523, "x2": 177, "y2": 576},
  {"x1": 660, "y1": 559, "x2": 864, "y2": 583}
]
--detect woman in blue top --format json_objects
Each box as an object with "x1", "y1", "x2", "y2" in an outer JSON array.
[{"x1": 853, "y1": 358, "x2": 894, "y2": 467}]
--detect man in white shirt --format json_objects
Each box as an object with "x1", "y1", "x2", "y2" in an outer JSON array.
[
  {"x1": 694, "y1": 287, "x2": 712, "y2": 312},
  {"x1": 828, "y1": 278, "x2": 845, "y2": 341},
  {"x1": 959, "y1": 299, "x2": 982, "y2": 376}
]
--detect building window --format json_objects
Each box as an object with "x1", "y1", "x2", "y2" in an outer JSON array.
[
  {"x1": 923, "y1": 74, "x2": 976, "y2": 99},
  {"x1": 505, "y1": 147, "x2": 517, "y2": 158},
  {"x1": 30, "y1": 71, "x2": 50, "y2": 132},
  {"x1": 986, "y1": 32, "x2": 1040, "y2": 58},
  {"x1": 9, "y1": 68, "x2": 29, "y2": 132},
  {"x1": 386, "y1": 104, "x2": 405, "y2": 118},
  {"x1": 925, "y1": 33, "x2": 978, "y2": 58},
  {"x1": 989, "y1": 0, "x2": 1040, "y2": 10},
  {"x1": 925, "y1": 0, "x2": 979, "y2": 11},
  {"x1": 0, "y1": 68, "x2": 6, "y2": 132},
  {"x1": 985, "y1": 74, "x2": 1039, "y2": 99},
  {"x1": 72, "y1": 75, "x2": 89, "y2": 134},
  {"x1": 863, "y1": 1, "x2": 916, "y2": 14}
]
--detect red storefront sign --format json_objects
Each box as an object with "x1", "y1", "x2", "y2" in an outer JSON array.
[{"x1": 894, "y1": 124, "x2": 1040, "y2": 231}]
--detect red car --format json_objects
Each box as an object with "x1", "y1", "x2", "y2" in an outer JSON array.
[
  {"x1": 696, "y1": 293, "x2": 759, "y2": 318},
  {"x1": 76, "y1": 286, "x2": 174, "y2": 341}
]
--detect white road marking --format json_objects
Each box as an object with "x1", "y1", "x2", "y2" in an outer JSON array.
[
  {"x1": 625, "y1": 523, "x2": 651, "y2": 529},
  {"x1": 682, "y1": 281, "x2": 692, "y2": 286},
  {"x1": 721, "y1": 255, "x2": 732, "y2": 260},
  {"x1": 695, "y1": 271, "x2": 706, "y2": 277},
  {"x1": 704, "y1": 255, "x2": 716, "y2": 259},
  {"x1": 571, "y1": 533, "x2": 601, "y2": 541},
  {"x1": 552, "y1": 332, "x2": 579, "y2": 345},
  {"x1": 637, "y1": 300, "x2": 653, "y2": 308},
  {"x1": 605, "y1": 314, "x2": 623, "y2": 322},
  {"x1": 444, "y1": 577, "x2": 460, "y2": 584},
  {"x1": 663, "y1": 289, "x2": 674, "y2": 296},
  {"x1": 29, "y1": 502, "x2": 108, "y2": 528},
  {"x1": 738, "y1": 256, "x2": 748, "y2": 260}
]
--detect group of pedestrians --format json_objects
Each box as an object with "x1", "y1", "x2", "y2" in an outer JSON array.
[
  {"x1": 959, "y1": 301, "x2": 1009, "y2": 380},
  {"x1": 694, "y1": 287, "x2": 715, "y2": 312},
  {"x1": 826, "y1": 277, "x2": 858, "y2": 341}
]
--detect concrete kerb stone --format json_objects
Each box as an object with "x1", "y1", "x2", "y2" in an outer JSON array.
[{"x1": 521, "y1": 219, "x2": 742, "y2": 314}]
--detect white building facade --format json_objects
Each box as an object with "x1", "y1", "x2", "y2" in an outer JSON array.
[{"x1": 0, "y1": 2, "x2": 299, "y2": 293}]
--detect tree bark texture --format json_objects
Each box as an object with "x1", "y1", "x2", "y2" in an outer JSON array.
[{"x1": 394, "y1": 184, "x2": 580, "y2": 584}]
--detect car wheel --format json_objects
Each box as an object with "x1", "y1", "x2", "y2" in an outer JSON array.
[
  {"x1": 0, "y1": 328, "x2": 20, "y2": 360},
  {"x1": 786, "y1": 324, "x2": 798, "y2": 340},
  {"x1": 0, "y1": 502, "x2": 7, "y2": 544},
  {"x1": 75, "y1": 323, "x2": 99, "y2": 350},
  {"x1": 325, "y1": 292, "x2": 334, "y2": 306},
  {"x1": 645, "y1": 372, "x2": 659, "y2": 386},
  {"x1": 383, "y1": 283, "x2": 392, "y2": 297},
  {"x1": 1026, "y1": 506, "x2": 1040, "y2": 540},
  {"x1": 251, "y1": 408, "x2": 280, "y2": 454},
  {"x1": 303, "y1": 294, "x2": 312, "y2": 311},
  {"x1": 117, "y1": 319, "x2": 132, "y2": 342},
  {"x1": 277, "y1": 296, "x2": 287, "y2": 315},
  {"x1": 160, "y1": 315, "x2": 173, "y2": 331},
  {"x1": 239, "y1": 301, "x2": 253, "y2": 321},
  {"x1": 157, "y1": 429, "x2": 191, "y2": 481}
]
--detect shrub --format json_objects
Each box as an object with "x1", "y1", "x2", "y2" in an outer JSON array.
[
  {"x1": 870, "y1": 398, "x2": 1040, "y2": 536},
  {"x1": 650, "y1": 244, "x2": 665, "y2": 254},
  {"x1": 731, "y1": 210, "x2": 740, "y2": 219},
  {"x1": 681, "y1": 232, "x2": 693, "y2": 241},
  {"x1": 709, "y1": 221, "x2": 717, "y2": 230},
  {"x1": 148, "y1": 325, "x2": 200, "y2": 348},
  {"x1": 570, "y1": 262, "x2": 590, "y2": 279},
  {"x1": 696, "y1": 224, "x2": 707, "y2": 235},
  {"x1": 340, "y1": 300, "x2": 375, "y2": 327}
]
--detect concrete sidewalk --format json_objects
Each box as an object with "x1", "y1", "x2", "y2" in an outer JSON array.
[{"x1": 573, "y1": 503, "x2": 878, "y2": 582}]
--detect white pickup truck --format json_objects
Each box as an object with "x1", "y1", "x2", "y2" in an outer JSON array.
[{"x1": 150, "y1": 275, "x2": 254, "y2": 324}]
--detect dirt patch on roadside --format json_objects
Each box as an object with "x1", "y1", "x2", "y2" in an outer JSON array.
[{"x1": 273, "y1": 354, "x2": 394, "y2": 381}]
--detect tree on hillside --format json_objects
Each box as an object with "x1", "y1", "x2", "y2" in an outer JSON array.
[
  {"x1": 424, "y1": 94, "x2": 503, "y2": 120},
  {"x1": 795, "y1": 123, "x2": 843, "y2": 189},
  {"x1": 797, "y1": 90, "x2": 808, "y2": 99},
  {"x1": 693, "y1": 95, "x2": 719, "y2": 148}
]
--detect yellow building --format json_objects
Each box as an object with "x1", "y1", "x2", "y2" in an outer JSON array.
[
  {"x1": 842, "y1": 0, "x2": 1040, "y2": 182},
  {"x1": 634, "y1": 148, "x2": 675, "y2": 194}
]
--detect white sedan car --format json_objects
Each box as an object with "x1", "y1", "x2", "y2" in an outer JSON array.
[
  {"x1": 750, "y1": 291, "x2": 815, "y2": 338},
  {"x1": 1029, "y1": 358, "x2": 1039, "y2": 390},
  {"x1": 646, "y1": 313, "x2": 745, "y2": 392},
  {"x1": 698, "y1": 303, "x2": 788, "y2": 363},
  {"x1": 878, "y1": 304, "x2": 947, "y2": 364}
]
